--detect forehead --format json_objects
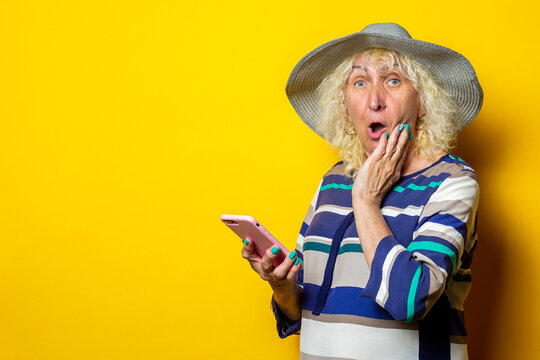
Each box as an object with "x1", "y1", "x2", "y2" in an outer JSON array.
[{"x1": 351, "y1": 52, "x2": 402, "y2": 75}]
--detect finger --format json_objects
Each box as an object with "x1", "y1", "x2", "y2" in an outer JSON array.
[
  {"x1": 261, "y1": 246, "x2": 280, "y2": 274},
  {"x1": 395, "y1": 134, "x2": 413, "y2": 172},
  {"x1": 273, "y1": 250, "x2": 297, "y2": 280},
  {"x1": 391, "y1": 123, "x2": 413, "y2": 162},
  {"x1": 285, "y1": 257, "x2": 304, "y2": 281},
  {"x1": 241, "y1": 237, "x2": 261, "y2": 261},
  {"x1": 371, "y1": 131, "x2": 389, "y2": 160},
  {"x1": 384, "y1": 124, "x2": 404, "y2": 159}
]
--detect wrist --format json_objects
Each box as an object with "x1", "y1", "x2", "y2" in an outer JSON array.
[
  {"x1": 272, "y1": 283, "x2": 300, "y2": 301},
  {"x1": 272, "y1": 286, "x2": 302, "y2": 322},
  {"x1": 352, "y1": 197, "x2": 381, "y2": 211}
]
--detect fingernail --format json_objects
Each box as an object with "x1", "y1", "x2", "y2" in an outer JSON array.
[
  {"x1": 294, "y1": 258, "x2": 300, "y2": 266},
  {"x1": 409, "y1": 133, "x2": 413, "y2": 141},
  {"x1": 271, "y1": 246, "x2": 280, "y2": 255},
  {"x1": 243, "y1": 238, "x2": 249, "y2": 246},
  {"x1": 405, "y1": 124, "x2": 410, "y2": 132},
  {"x1": 398, "y1": 124, "x2": 403, "y2": 131},
  {"x1": 384, "y1": 132, "x2": 388, "y2": 139},
  {"x1": 289, "y1": 251, "x2": 296, "y2": 260},
  {"x1": 299, "y1": 258, "x2": 304, "y2": 266}
]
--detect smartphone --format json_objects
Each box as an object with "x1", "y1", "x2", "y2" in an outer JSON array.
[{"x1": 221, "y1": 214, "x2": 290, "y2": 267}]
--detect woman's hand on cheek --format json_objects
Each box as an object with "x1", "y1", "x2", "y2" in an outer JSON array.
[{"x1": 352, "y1": 124, "x2": 412, "y2": 207}]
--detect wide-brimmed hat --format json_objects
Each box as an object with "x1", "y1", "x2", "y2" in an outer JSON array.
[{"x1": 286, "y1": 23, "x2": 483, "y2": 138}]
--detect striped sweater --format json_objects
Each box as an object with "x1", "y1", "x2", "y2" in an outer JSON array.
[{"x1": 272, "y1": 154, "x2": 479, "y2": 360}]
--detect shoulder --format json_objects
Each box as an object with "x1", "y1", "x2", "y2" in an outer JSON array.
[
  {"x1": 428, "y1": 154, "x2": 479, "y2": 205},
  {"x1": 320, "y1": 161, "x2": 353, "y2": 188},
  {"x1": 444, "y1": 154, "x2": 478, "y2": 181},
  {"x1": 390, "y1": 154, "x2": 478, "y2": 207},
  {"x1": 313, "y1": 161, "x2": 353, "y2": 208},
  {"x1": 419, "y1": 154, "x2": 478, "y2": 185},
  {"x1": 323, "y1": 161, "x2": 346, "y2": 177}
]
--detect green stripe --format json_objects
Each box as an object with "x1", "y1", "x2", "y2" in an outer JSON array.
[
  {"x1": 407, "y1": 265, "x2": 422, "y2": 322},
  {"x1": 320, "y1": 183, "x2": 353, "y2": 191},
  {"x1": 392, "y1": 181, "x2": 442, "y2": 193},
  {"x1": 407, "y1": 241, "x2": 457, "y2": 273},
  {"x1": 303, "y1": 242, "x2": 363, "y2": 254},
  {"x1": 303, "y1": 242, "x2": 330, "y2": 253},
  {"x1": 339, "y1": 243, "x2": 363, "y2": 254},
  {"x1": 449, "y1": 154, "x2": 464, "y2": 162}
]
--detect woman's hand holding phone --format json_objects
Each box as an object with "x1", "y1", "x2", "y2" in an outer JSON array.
[
  {"x1": 221, "y1": 214, "x2": 303, "y2": 322},
  {"x1": 241, "y1": 238, "x2": 303, "y2": 322}
]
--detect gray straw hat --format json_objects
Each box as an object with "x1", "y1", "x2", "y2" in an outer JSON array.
[{"x1": 286, "y1": 23, "x2": 483, "y2": 138}]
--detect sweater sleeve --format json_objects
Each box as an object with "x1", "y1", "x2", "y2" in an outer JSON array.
[
  {"x1": 361, "y1": 172, "x2": 479, "y2": 322},
  {"x1": 271, "y1": 179, "x2": 323, "y2": 338}
]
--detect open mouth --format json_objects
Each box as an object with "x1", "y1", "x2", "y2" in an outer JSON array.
[{"x1": 368, "y1": 122, "x2": 387, "y2": 139}]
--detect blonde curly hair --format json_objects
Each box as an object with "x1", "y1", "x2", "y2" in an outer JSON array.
[{"x1": 317, "y1": 48, "x2": 459, "y2": 177}]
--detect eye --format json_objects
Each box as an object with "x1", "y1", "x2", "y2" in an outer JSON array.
[
  {"x1": 388, "y1": 79, "x2": 400, "y2": 86},
  {"x1": 354, "y1": 81, "x2": 366, "y2": 88}
]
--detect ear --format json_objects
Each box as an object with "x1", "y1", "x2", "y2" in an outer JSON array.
[{"x1": 417, "y1": 105, "x2": 426, "y2": 119}]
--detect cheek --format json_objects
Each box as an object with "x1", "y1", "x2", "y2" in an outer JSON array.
[
  {"x1": 346, "y1": 95, "x2": 366, "y2": 119},
  {"x1": 403, "y1": 94, "x2": 422, "y2": 120}
]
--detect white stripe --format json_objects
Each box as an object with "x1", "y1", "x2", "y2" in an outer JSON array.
[
  {"x1": 428, "y1": 176, "x2": 479, "y2": 208},
  {"x1": 414, "y1": 222, "x2": 465, "y2": 248},
  {"x1": 450, "y1": 343, "x2": 468, "y2": 360},
  {"x1": 381, "y1": 205, "x2": 423, "y2": 218},
  {"x1": 300, "y1": 318, "x2": 419, "y2": 360},
  {"x1": 375, "y1": 245, "x2": 406, "y2": 306},
  {"x1": 303, "y1": 235, "x2": 332, "y2": 244},
  {"x1": 315, "y1": 204, "x2": 352, "y2": 216},
  {"x1": 342, "y1": 237, "x2": 360, "y2": 244}
]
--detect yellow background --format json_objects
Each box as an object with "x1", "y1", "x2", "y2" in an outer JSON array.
[{"x1": 0, "y1": 0, "x2": 538, "y2": 359}]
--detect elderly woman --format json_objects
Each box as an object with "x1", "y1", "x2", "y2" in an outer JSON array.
[{"x1": 242, "y1": 23, "x2": 481, "y2": 359}]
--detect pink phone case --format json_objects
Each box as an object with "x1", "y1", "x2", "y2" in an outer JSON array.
[{"x1": 221, "y1": 214, "x2": 290, "y2": 267}]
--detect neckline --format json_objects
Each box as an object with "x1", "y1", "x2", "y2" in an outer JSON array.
[{"x1": 399, "y1": 154, "x2": 450, "y2": 180}]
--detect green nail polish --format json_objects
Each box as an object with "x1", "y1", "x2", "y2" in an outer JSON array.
[
  {"x1": 409, "y1": 133, "x2": 413, "y2": 141},
  {"x1": 405, "y1": 124, "x2": 410, "y2": 132},
  {"x1": 299, "y1": 259, "x2": 304, "y2": 266},
  {"x1": 289, "y1": 251, "x2": 296, "y2": 260},
  {"x1": 384, "y1": 132, "x2": 388, "y2": 139},
  {"x1": 398, "y1": 124, "x2": 403, "y2": 131},
  {"x1": 294, "y1": 258, "x2": 300, "y2": 266},
  {"x1": 271, "y1": 246, "x2": 280, "y2": 255},
  {"x1": 244, "y1": 238, "x2": 249, "y2": 246}
]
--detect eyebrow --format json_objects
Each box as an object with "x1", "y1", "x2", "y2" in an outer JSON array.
[
  {"x1": 351, "y1": 65, "x2": 402, "y2": 78},
  {"x1": 351, "y1": 65, "x2": 367, "y2": 71}
]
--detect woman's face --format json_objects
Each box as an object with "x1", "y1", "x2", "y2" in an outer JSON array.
[{"x1": 345, "y1": 55, "x2": 425, "y2": 154}]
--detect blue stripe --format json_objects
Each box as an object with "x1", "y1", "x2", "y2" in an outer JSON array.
[
  {"x1": 299, "y1": 221, "x2": 309, "y2": 237},
  {"x1": 303, "y1": 284, "x2": 394, "y2": 320}
]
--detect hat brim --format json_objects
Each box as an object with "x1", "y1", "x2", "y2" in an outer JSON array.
[{"x1": 286, "y1": 32, "x2": 483, "y2": 138}]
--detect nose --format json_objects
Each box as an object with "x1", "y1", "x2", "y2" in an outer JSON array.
[{"x1": 368, "y1": 84, "x2": 386, "y2": 111}]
